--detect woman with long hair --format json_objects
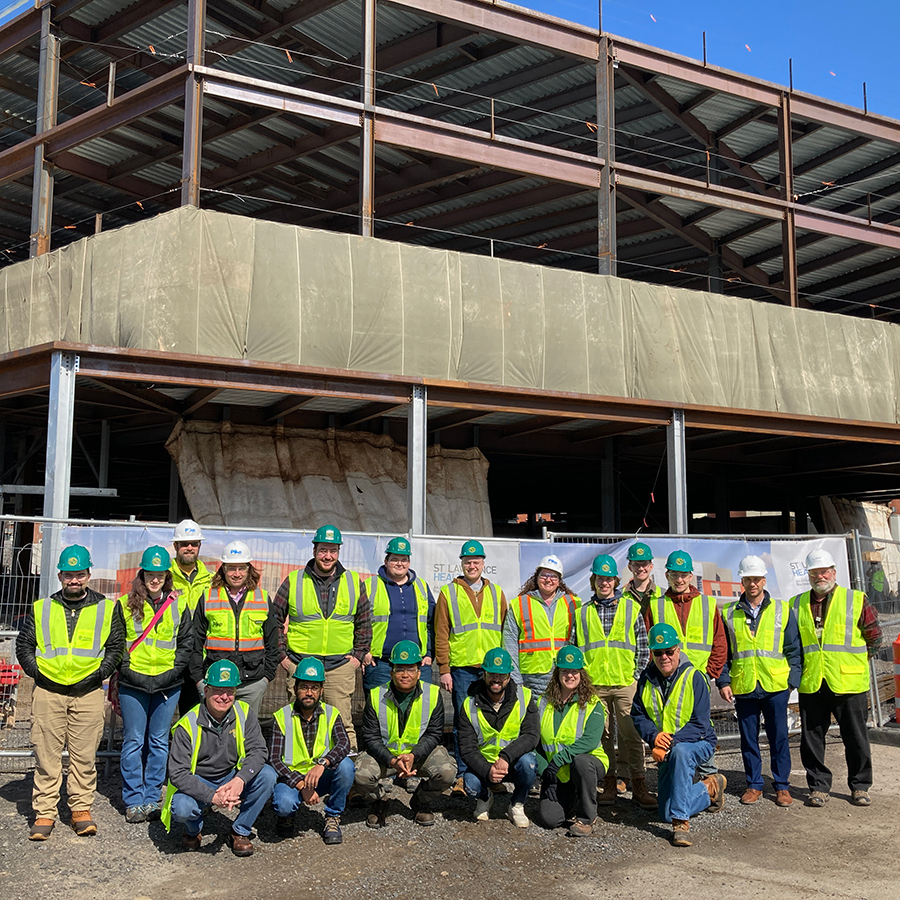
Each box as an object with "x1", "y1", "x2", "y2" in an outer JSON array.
[{"x1": 117, "y1": 545, "x2": 193, "y2": 823}]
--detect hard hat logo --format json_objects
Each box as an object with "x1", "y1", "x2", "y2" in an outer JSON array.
[
  {"x1": 400, "y1": 650, "x2": 409, "y2": 660},
  {"x1": 656, "y1": 634, "x2": 664, "y2": 644},
  {"x1": 493, "y1": 656, "x2": 502, "y2": 667},
  {"x1": 305, "y1": 667, "x2": 317, "y2": 678},
  {"x1": 602, "y1": 563, "x2": 610, "y2": 573},
  {"x1": 565, "y1": 653, "x2": 574, "y2": 663},
  {"x1": 636, "y1": 548, "x2": 647, "y2": 557},
  {"x1": 152, "y1": 555, "x2": 161, "y2": 566},
  {"x1": 675, "y1": 558, "x2": 684, "y2": 566},
  {"x1": 326, "y1": 530, "x2": 334, "y2": 540},
  {"x1": 68, "y1": 556, "x2": 78, "y2": 566},
  {"x1": 219, "y1": 669, "x2": 229, "y2": 682}
]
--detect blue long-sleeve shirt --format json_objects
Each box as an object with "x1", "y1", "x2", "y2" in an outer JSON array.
[{"x1": 373, "y1": 565, "x2": 435, "y2": 661}]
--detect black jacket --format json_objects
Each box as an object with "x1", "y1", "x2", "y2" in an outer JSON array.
[{"x1": 360, "y1": 681, "x2": 445, "y2": 768}]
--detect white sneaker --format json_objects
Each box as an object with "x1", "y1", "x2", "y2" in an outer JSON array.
[
  {"x1": 474, "y1": 794, "x2": 494, "y2": 822},
  {"x1": 506, "y1": 802, "x2": 530, "y2": 828}
]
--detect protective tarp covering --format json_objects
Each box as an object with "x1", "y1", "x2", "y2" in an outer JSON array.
[
  {"x1": 165, "y1": 420, "x2": 493, "y2": 535},
  {"x1": 3, "y1": 204, "x2": 900, "y2": 423}
]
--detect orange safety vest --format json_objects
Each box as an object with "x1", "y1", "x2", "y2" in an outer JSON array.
[{"x1": 203, "y1": 587, "x2": 270, "y2": 654}]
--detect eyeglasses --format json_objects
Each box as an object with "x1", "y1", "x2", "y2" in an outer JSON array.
[
  {"x1": 538, "y1": 572, "x2": 560, "y2": 581},
  {"x1": 652, "y1": 648, "x2": 678, "y2": 658},
  {"x1": 177, "y1": 541, "x2": 200, "y2": 547}
]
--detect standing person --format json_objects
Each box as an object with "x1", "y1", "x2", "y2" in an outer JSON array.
[
  {"x1": 718, "y1": 555, "x2": 801, "y2": 807},
  {"x1": 457, "y1": 648, "x2": 539, "y2": 827},
  {"x1": 190, "y1": 541, "x2": 279, "y2": 716},
  {"x1": 503, "y1": 554, "x2": 580, "y2": 695},
  {"x1": 363, "y1": 537, "x2": 435, "y2": 691},
  {"x1": 271, "y1": 525, "x2": 371, "y2": 750},
  {"x1": 575, "y1": 554, "x2": 655, "y2": 810},
  {"x1": 791, "y1": 548, "x2": 882, "y2": 807},
  {"x1": 117, "y1": 546, "x2": 193, "y2": 824},
  {"x1": 434, "y1": 540, "x2": 508, "y2": 792},
  {"x1": 16, "y1": 545, "x2": 125, "y2": 840},
  {"x1": 536, "y1": 646, "x2": 607, "y2": 837},
  {"x1": 631, "y1": 624, "x2": 726, "y2": 848},
  {"x1": 621, "y1": 542, "x2": 662, "y2": 615},
  {"x1": 170, "y1": 519, "x2": 212, "y2": 716}
]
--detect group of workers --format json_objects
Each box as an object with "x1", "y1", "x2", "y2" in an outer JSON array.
[{"x1": 15, "y1": 523, "x2": 882, "y2": 850}]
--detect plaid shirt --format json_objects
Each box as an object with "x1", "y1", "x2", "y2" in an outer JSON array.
[
  {"x1": 268, "y1": 701, "x2": 351, "y2": 789},
  {"x1": 809, "y1": 588, "x2": 883, "y2": 654},
  {"x1": 588, "y1": 592, "x2": 650, "y2": 680}
]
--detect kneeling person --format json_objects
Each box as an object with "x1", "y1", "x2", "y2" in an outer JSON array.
[
  {"x1": 270, "y1": 657, "x2": 354, "y2": 845},
  {"x1": 356, "y1": 640, "x2": 454, "y2": 827},
  {"x1": 537, "y1": 646, "x2": 607, "y2": 837},
  {"x1": 162, "y1": 660, "x2": 276, "y2": 856},
  {"x1": 457, "y1": 648, "x2": 539, "y2": 827}
]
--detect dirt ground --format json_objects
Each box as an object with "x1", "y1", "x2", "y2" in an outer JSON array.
[{"x1": 0, "y1": 735, "x2": 896, "y2": 900}]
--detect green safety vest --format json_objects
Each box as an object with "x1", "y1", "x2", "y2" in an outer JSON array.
[
  {"x1": 367, "y1": 575, "x2": 429, "y2": 659},
  {"x1": 272, "y1": 702, "x2": 339, "y2": 772},
  {"x1": 374, "y1": 683, "x2": 442, "y2": 755},
  {"x1": 463, "y1": 685, "x2": 531, "y2": 764},
  {"x1": 791, "y1": 587, "x2": 869, "y2": 695},
  {"x1": 650, "y1": 595, "x2": 715, "y2": 673},
  {"x1": 169, "y1": 559, "x2": 213, "y2": 612},
  {"x1": 723, "y1": 598, "x2": 791, "y2": 695},
  {"x1": 641, "y1": 666, "x2": 697, "y2": 735},
  {"x1": 538, "y1": 695, "x2": 607, "y2": 782},
  {"x1": 442, "y1": 581, "x2": 503, "y2": 667},
  {"x1": 161, "y1": 701, "x2": 249, "y2": 831},
  {"x1": 575, "y1": 597, "x2": 640, "y2": 686},
  {"x1": 33, "y1": 595, "x2": 115, "y2": 686},
  {"x1": 510, "y1": 592, "x2": 579, "y2": 675},
  {"x1": 286, "y1": 569, "x2": 362, "y2": 656},
  {"x1": 117, "y1": 592, "x2": 187, "y2": 677},
  {"x1": 202, "y1": 588, "x2": 270, "y2": 655}
]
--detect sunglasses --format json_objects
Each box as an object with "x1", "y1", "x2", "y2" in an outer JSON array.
[{"x1": 652, "y1": 648, "x2": 678, "y2": 658}]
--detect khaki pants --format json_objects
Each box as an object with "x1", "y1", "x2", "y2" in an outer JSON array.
[
  {"x1": 355, "y1": 746, "x2": 455, "y2": 800},
  {"x1": 31, "y1": 686, "x2": 106, "y2": 819},
  {"x1": 596, "y1": 682, "x2": 645, "y2": 780}
]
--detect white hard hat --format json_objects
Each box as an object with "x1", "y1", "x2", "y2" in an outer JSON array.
[
  {"x1": 805, "y1": 548, "x2": 835, "y2": 570},
  {"x1": 221, "y1": 540, "x2": 253, "y2": 564},
  {"x1": 537, "y1": 554, "x2": 564, "y2": 576},
  {"x1": 737, "y1": 555, "x2": 767, "y2": 578},
  {"x1": 173, "y1": 519, "x2": 204, "y2": 542}
]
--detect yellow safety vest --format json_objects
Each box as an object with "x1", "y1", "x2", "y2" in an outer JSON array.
[
  {"x1": 169, "y1": 559, "x2": 213, "y2": 612},
  {"x1": 202, "y1": 588, "x2": 269, "y2": 654},
  {"x1": 286, "y1": 570, "x2": 362, "y2": 656},
  {"x1": 367, "y1": 575, "x2": 429, "y2": 659},
  {"x1": 442, "y1": 581, "x2": 503, "y2": 667},
  {"x1": 463, "y1": 685, "x2": 531, "y2": 764},
  {"x1": 118, "y1": 592, "x2": 187, "y2": 677},
  {"x1": 641, "y1": 666, "x2": 697, "y2": 735},
  {"x1": 33, "y1": 595, "x2": 115, "y2": 686},
  {"x1": 538, "y1": 695, "x2": 607, "y2": 782},
  {"x1": 650, "y1": 595, "x2": 715, "y2": 673},
  {"x1": 621, "y1": 580, "x2": 664, "y2": 613},
  {"x1": 272, "y1": 702, "x2": 339, "y2": 772},
  {"x1": 161, "y1": 701, "x2": 249, "y2": 831},
  {"x1": 723, "y1": 598, "x2": 791, "y2": 695},
  {"x1": 510, "y1": 592, "x2": 579, "y2": 675},
  {"x1": 575, "y1": 597, "x2": 640, "y2": 686},
  {"x1": 791, "y1": 587, "x2": 869, "y2": 694},
  {"x1": 373, "y1": 683, "x2": 442, "y2": 755}
]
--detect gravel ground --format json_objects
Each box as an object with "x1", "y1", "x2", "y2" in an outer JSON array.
[{"x1": 0, "y1": 736, "x2": 896, "y2": 900}]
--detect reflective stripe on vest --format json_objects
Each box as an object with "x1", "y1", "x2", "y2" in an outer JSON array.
[
  {"x1": 272, "y1": 703, "x2": 338, "y2": 772},
  {"x1": 791, "y1": 587, "x2": 869, "y2": 695},
  {"x1": 34, "y1": 596, "x2": 114, "y2": 686},
  {"x1": 286, "y1": 569, "x2": 361, "y2": 656},
  {"x1": 537, "y1": 695, "x2": 607, "y2": 782},
  {"x1": 118, "y1": 592, "x2": 185, "y2": 677},
  {"x1": 444, "y1": 582, "x2": 503, "y2": 667},
  {"x1": 511, "y1": 593, "x2": 577, "y2": 675},
  {"x1": 367, "y1": 575, "x2": 429, "y2": 659},
  {"x1": 203, "y1": 588, "x2": 269, "y2": 653},
  {"x1": 723, "y1": 599, "x2": 790, "y2": 695},
  {"x1": 375, "y1": 683, "x2": 442, "y2": 755},
  {"x1": 575, "y1": 597, "x2": 638, "y2": 686},
  {"x1": 641, "y1": 666, "x2": 696, "y2": 734},
  {"x1": 464, "y1": 685, "x2": 531, "y2": 764},
  {"x1": 651, "y1": 595, "x2": 715, "y2": 672}
]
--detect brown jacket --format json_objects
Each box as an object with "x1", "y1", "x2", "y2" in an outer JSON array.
[{"x1": 434, "y1": 576, "x2": 508, "y2": 675}]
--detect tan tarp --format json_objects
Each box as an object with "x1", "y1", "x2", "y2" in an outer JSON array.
[
  {"x1": 2, "y1": 204, "x2": 899, "y2": 423},
  {"x1": 165, "y1": 420, "x2": 493, "y2": 534}
]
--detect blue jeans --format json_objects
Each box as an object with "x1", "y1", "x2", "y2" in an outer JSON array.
[
  {"x1": 658, "y1": 741, "x2": 716, "y2": 822},
  {"x1": 271, "y1": 757, "x2": 355, "y2": 819},
  {"x1": 118, "y1": 683, "x2": 181, "y2": 808},
  {"x1": 463, "y1": 752, "x2": 537, "y2": 806},
  {"x1": 450, "y1": 666, "x2": 481, "y2": 777},
  {"x1": 362, "y1": 659, "x2": 433, "y2": 692},
  {"x1": 170, "y1": 765, "x2": 277, "y2": 837},
  {"x1": 736, "y1": 689, "x2": 791, "y2": 790}
]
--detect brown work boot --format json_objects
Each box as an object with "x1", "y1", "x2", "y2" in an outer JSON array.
[
  {"x1": 410, "y1": 789, "x2": 435, "y2": 826},
  {"x1": 597, "y1": 774, "x2": 618, "y2": 806},
  {"x1": 567, "y1": 819, "x2": 593, "y2": 837},
  {"x1": 227, "y1": 830, "x2": 254, "y2": 857},
  {"x1": 740, "y1": 788, "x2": 763, "y2": 805},
  {"x1": 630, "y1": 776, "x2": 658, "y2": 810},
  {"x1": 70, "y1": 809, "x2": 97, "y2": 836},
  {"x1": 29, "y1": 818, "x2": 54, "y2": 841},
  {"x1": 703, "y1": 774, "x2": 727, "y2": 813},
  {"x1": 366, "y1": 799, "x2": 387, "y2": 829},
  {"x1": 775, "y1": 790, "x2": 793, "y2": 807},
  {"x1": 616, "y1": 778, "x2": 628, "y2": 794},
  {"x1": 671, "y1": 819, "x2": 692, "y2": 847},
  {"x1": 181, "y1": 832, "x2": 202, "y2": 851},
  {"x1": 451, "y1": 776, "x2": 467, "y2": 797}
]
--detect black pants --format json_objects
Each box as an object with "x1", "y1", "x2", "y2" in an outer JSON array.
[
  {"x1": 799, "y1": 684, "x2": 872, "y2": 793},
  {"x1": 539, "y1": 754, "x2": 606, "y2": 827},
  {"x1": 178, "y1": 671, "x2": 201, "y2": 717}
]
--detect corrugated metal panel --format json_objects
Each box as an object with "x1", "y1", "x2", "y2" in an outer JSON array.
[
  {"x1": 205, "y1": 130, "x2": 278, "y2": 161},
  {"x1": 729, "y1": 223, "x2": 781, "y2": 259},
  {"x1": 117, "y1": 6, "x2": 190, "y2": 55},
  {"x1": 800, "y1": 246, "x2": 896, "y2": 287},
  {"x1": 67, "y1": 135, "x2": 140, "y2": 167},
  {"x1": 697, "y1": 209, "x2": 759, "y2": 240},
  {"x1": 692, "y1": 93, "x2": 764, "y2": 132},
  {"x1": 76, "y1": 0, "x2": 142, "y2": 29}
]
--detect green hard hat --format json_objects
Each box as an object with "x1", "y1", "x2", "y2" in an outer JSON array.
[
  {"x1": 460, "y1": 539, "x2": 485, "y2": 558},
  {"x1": 313, "y1": 525, "x2": 342, "y2": 546},
  {"x1": 385, "y1": 536, "x2": 411, "y2": 557},
  {"x1": 591, "y1": 554, "x2": 618, "y2": 577},
  {"x1": 293, "y1": 656, "x2": 326, "y2": 682},
  {"x1": 58, "y1": 544, "x2": 91, "y2": 572},
  {"x1": 481, "y1": 647, "x2": 513, "y2": 674},
  {"x1": 555, "y1": 644, "x2": 584, "y2": 670},
  {"x1": 205, "y1": 659, "x2": 240, "y2": 688},
  {"x1": 665, "y1": 550, "x2": 693, "y2": 572},
  {"x1": 389, "y1": 640, "x2": 422, "y2": 665},
  {"x1": 140, "y1": 545, "x2": 171, "y2": 572},
  {"x1": 648, "y1": 623, "x2": 680, "y2": 650},
  {"x1": 627, "y1": 542, "x2": 653, "y2": 562}
]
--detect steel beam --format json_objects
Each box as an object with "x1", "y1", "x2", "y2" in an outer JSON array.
[
  {"x1": 597, "y1": 35, "x2": 615, "y2": 275},
  {"x1": 667, "y1": 409, "x2": 688, "y2": 535},
  {"x1": 407, "y1": 385, "x2": 427, "y2": 535},
  {"x1": 181, "y1": 0, "x2": 205, "y2": 206},
  {"x1": 778, "y1": 92, "x2": 799, "y2": 307},
  {"x1": 360, "y1": 0, "x2": 376, "y2": 236}
]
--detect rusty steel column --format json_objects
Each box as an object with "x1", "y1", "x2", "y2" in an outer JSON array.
[
  {"x1": 779, "y1": 91, "x2": 799, "y2": 307},
  {"x1": 597, "y1": 34, "x2": 616, "y2": 275},
  {"x1": 181, "y1": 0, "x2": 206, "y2": 206},
  {"x1": 29, "y1": 5, "x2": 59, "y2": 258},
  {"x1": 360, "y1": 0, "x2": 376, "y2": 236}
]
